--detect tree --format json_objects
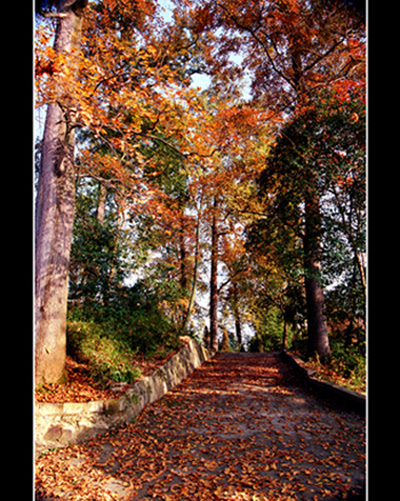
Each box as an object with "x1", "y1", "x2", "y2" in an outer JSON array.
[
  {"x1": 252, "y1": 85, "x2": 365, "y2": 358},
  {"x1": 35, "y1": 0, "x2": 88, "y2": 385},
  {"x1": 35, "y1": 0, "x2": 366, "y2": 377},
  {"x1": 209, "y1": 195, "x2": 220, "y2": 351},
  {"x1": 68, "y1": 178, "x2": 127, "y2": 310},
  {"x1": 190, "y1": 0, "x2": 365, "y2": 358},
  {"x1": 182, "y1": 208, "x2": 202, "y2": 333},
  {"x1": 183, "y1": 95, "x2": 271, "y2": 350},
  {"x1": 35, "y1": 0, "x2": 207, "y2": 384}
]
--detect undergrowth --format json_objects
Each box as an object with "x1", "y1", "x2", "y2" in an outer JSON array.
[
  {"x1": 307, "y1": 344, "x2": 366, "y2": 394},
  {"x1": 67, "y1": 305, "x2": 181, "y2": 387},
  {"x1": 293, "y1": 340, "x2": 366, "y2": 394},
  {"x1": 249, "y1": 306, "x2": 366, "y2": 394}
]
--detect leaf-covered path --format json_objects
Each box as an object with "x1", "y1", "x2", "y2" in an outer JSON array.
[{"x1": 35, "y1": 353, "x2": 365, "y2": 501}]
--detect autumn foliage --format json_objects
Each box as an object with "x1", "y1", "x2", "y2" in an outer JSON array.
[{"x1": 35, "y1": 0, "x2": 366, "y2": 386}]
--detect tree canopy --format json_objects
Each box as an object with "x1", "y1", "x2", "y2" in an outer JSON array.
[{"x1": 35, "y1": 0, "x2": 366, "y2": 386}]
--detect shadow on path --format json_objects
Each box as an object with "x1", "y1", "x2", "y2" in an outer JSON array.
[{"x1": 36, "y1": 353, "x2": 365, "y2": 500}]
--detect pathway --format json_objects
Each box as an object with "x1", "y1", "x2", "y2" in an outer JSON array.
[{"x1": 35, "y1": 353, "x2": 366, "y2": 500}]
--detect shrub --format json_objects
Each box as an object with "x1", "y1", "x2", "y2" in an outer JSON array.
[
  {"x1": 67, "y1": 293, "x2": 181, "y2": 386},
  {"x1": 67, "y1": 316, "x2": 141, "y2": 386}
]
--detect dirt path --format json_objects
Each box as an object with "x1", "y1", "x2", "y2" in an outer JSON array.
[{"x1": 35, "y1": 353, "x2": 366, "y2": 501}]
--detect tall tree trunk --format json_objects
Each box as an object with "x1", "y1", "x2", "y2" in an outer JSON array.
[
  {"x1": 332, "y1": 185, "x2": 366, "y2": 299},
  {"x1": 96, "y1": 182, "x2": 113, "y2": 308},
  {"x1": 210, "y1": 197, "x2": 219, "y2": 352},
  {"x1": 96, "y1": 182, "x2": 108, "y2": 225},
  {"x1": 231, "y1": 282, "x2": 243, "y2": 351},
  {"x1": 35, "y1": 0, "x2": 87, "y2": 385},
  {"x1": 281, "y1": 318, "x2": 288, "y2": 351},
  {"x1": 303, "y1": 182, "x2": 331, "y2": 359},
  {"x1": 182, "y1": 214, "x2": 201, "y2": 333},
  {"x1": 178, "y1": 214, "x2": 190, "y2": 294},
  {"x1": 290, "y1": 44, "x2": 331, "y2": 359}
]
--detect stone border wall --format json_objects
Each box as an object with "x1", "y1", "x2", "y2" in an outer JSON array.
[
  {"x1": 281, "y1": 350, "x2": 366, "y2": 415},
  {"x1": 35, "y1": 338, "x2": 214, "y2": 456}
]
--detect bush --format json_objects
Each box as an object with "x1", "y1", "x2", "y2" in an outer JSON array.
[
  {"x1": 292, "y1": 333, "x2": 366, "y2": 393},
  {"x1": 67, "y1": 316, "x2": 142, "y2": 386},
  {"x1": 327, "y1": 338, "x2": 366, "y2": 392},
  {"x1": 66, "y1": 285, "x2": 182, "y2": 386}
]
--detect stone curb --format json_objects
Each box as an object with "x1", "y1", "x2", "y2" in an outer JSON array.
[
  {"x1": 35, "y1": 338, "x2": 214, "y2": 456},
  {"x1": 280, "y1": 350, "x2": 366, "y2": 415}
]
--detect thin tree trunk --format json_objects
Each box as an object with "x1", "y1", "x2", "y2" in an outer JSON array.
[
  {"x1": 95, "y1": 182, "x2": 113, "y2": 308},
  {"x1": 178, "y1": 216, "x2": 189, "y2": 294},
  {"x1": 35, "y1": 0, "x2": 87, "y2": 385},
  {"x1": 282, "y1": 318, "x2": 288, "y2": 351},
  {"x1": 96, "y1": 182, "x2": 107, "y2": 225},
  {"x1": 232, "y1": 282, "x2": 243, "y2": 351},
  {"x1": 332, "y1": 185, "x2": 366, "y2": 297},
  {"x1": 182, "y1": 214, "x2": 201, "y2": 333},
  {"x1": 210, "y1": 197, "x2": 219, "y2": 352},
  {"x1": 303, "y1": 183, "x2": 331, "y2": 359}
]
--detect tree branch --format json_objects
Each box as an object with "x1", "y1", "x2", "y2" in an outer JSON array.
[
  {"x1": 139, "y1": 133, "x2": 188, "y2": 158},
  {"x1": 43, "y1": 12, "x2": 68, "y2": 18},
  {"x1": 303, "y1": 37, "x2": 345, "y2": 74},
  {"x1": 216, "y1": 1, "x2": 296, "y2": 91}
]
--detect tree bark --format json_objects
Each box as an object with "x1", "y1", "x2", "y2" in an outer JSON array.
[
  {"x1": 35, "y1": 0, "x2": 87, "y2": 385},
  {"x1": 289, "y1": 40, "x2": 331, "y2": 360},
  {"x1": 288, "y1": 44, "x2": 330, "y2": 359},
  {"x1": 282, "y1": 319, "x2": 288, "y2": 351},
  {"x1": 210, "y1": 197, "x2": 219, "y2": 352},
  {"x1": 231, "y1": 282, "x2": 243, "y2": 351},
  {"x1": 182, "y1": 214, "x2": 201, "y2": 333},
  {"x1": 303, "y1": 182, "x2": 331, "y2": 359},
  {"x1": 96, "y1": 182, "x2": 108, "y2": 225}
]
